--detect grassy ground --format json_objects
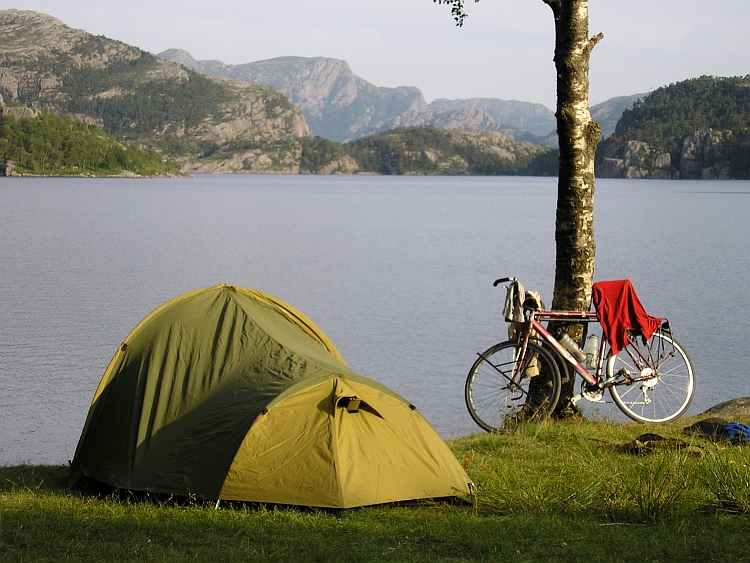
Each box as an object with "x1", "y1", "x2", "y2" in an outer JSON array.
[{"x1": 2, "y1": 417, "x2": 750, "y2": 562}]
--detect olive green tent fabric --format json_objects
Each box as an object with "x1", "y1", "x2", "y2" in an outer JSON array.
[
  {"x1": 221, "y1": 375, "x2": 471, "y2": 507},
  {"x1": 72, "y1": 285, "x2": 471, "y2": 508}
]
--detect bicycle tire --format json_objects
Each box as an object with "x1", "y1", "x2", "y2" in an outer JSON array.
[
  {"x1": 607, "y1": 329, "x2": 695, "y2": 423},
  {"x1": 465, "y1": 340, "x2": 562, "y2": 432}
]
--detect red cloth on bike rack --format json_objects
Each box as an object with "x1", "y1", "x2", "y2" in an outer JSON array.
[{"x1": 592, "y1": 280, "x2": 662, "y2": 354}]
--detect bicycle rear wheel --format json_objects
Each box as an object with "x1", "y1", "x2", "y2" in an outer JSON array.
[
  {"x1": 607, "y1": 329, "x2": 695, "y2": 423},
  {"x1": 465, "y1": 340, "x2": 561, "y2": 432}
]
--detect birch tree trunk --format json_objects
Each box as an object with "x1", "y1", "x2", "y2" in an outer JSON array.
[
  {"x1": 434, "y1": 0, "x2": 602, "y2": 416},
  {"x1": 544, "y1": 0, "x2": 602, "y2": 414}
]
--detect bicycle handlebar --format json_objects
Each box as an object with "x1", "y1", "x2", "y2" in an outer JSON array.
[{"x1": 493, "y1": 277, "x2": 515, "y2": 287}]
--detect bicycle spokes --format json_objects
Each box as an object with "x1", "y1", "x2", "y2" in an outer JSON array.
[
  {"x1": 465, "y1": 341, "x2": 561, "y2": 432},
  {"x1": 607, "y1": 330, "x2": 695, "y2": 423}
]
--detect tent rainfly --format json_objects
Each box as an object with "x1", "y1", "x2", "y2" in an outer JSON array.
[{"x1": 72, "y1": 285, "x2": 472, "y2": 508}]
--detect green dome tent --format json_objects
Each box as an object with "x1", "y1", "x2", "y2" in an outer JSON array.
[{"x1": 72, "y1": 285, "x2": 471, "y2": 508}]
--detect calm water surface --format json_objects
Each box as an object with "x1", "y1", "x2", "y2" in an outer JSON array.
[{"x1": 1, "y1": 175, "x2": 749, "y2": 465}]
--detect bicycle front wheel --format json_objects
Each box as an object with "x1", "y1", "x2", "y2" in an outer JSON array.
[
  {"x1": 465, "y1": 340, "x2": 561, "y2": 432},
  {"x1": 607, "y1": 329, "x2": 695, "y2": 423}
]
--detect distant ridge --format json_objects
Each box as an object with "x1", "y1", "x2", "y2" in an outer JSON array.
[
  {"x1": 157, "y1": 49, "x2": 643, "y2": 146},
  {"x1": 157, "y1": 49, "x2": 429, "y2": 142},
  {"x1": 590, "y1": 93, "x2": 647, "y2": 139},
  {"x1": 428, "y1": 98, "x2": 556, "y2": 137},
  {"x1": 428, "y1": 94, "x2": 646, "y2": 140},
  {"x1": 155, "y1": 50, "x2": 554, "y2": 143}
]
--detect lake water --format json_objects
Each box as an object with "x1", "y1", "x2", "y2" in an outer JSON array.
[{"x1": 1, "y1": 175, "x2": 749, "y2": 466}]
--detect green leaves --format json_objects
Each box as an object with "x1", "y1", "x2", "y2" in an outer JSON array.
[{"x1": 433, "y1": 0, "x2": 480, "y2": 27}]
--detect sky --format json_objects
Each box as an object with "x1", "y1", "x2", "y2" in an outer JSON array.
[{"x1": 6, "y1": 0, "x2": 750, "y2": 110}]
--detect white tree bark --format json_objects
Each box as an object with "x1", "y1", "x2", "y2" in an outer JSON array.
[
  {"x1": 543, "y1": 0, "x2": 602, "y2": 412},
  {"x1": 544, "y1": 0, "x2": 602, "y2": 313}
]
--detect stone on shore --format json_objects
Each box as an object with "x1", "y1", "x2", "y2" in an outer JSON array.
[{"x1": 700, "y1": 397, "x2": 750, "y2": 417}]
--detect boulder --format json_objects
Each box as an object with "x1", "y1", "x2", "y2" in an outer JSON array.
[{"x1": 700, "y1": 397, "x2": 750, "y2": 417}]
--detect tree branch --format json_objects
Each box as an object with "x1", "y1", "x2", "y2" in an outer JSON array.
[
  {"x1": 433, "y1": 0, "x2": 479, "y2": 27},
  {"x1": 584, "y1": 32, "x2": 604, "y2": 57}
]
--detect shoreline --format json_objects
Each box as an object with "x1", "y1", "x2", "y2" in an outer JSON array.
[
  {"x1": 2, "y1": 170, "x2": 184, "y2": 179},
  {"x1": 3, "y1": 170, "x2": 747, "y2": 180}
]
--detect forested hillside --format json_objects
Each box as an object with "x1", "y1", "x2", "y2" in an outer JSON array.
[
  {"x1": 0, "y1": 10, "x2": 308, "y2": 174},
  {"x1": 60, "y1": 46, "x2": 230, "y2": 139},
  {"x1": 0, "y1": 109, "x2": 177, "y2": 176},
  {"x1": 597, "y1": 76, "x2": 750, "y2": 179},
  {"x1": 298, "y1": 126, "x2": 556, "y2": 176}
]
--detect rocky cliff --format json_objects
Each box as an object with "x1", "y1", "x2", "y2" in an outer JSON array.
[
  {"x1": 0, "y1": 10, "x2": 309, "y2": 174},
  {"x1": 597, "y1": 131, "x2": 734, "y2": 180},
  {"x1": 596, "y1": 76, "x2": 750, "y2": 179},
  {"x1": 157, "y1": 49, "x2": 646, "y2": 150}
]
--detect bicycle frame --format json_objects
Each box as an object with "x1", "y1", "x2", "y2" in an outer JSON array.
[
  {"x1": 519, "y1": 310, "x2": 601, "y2": 386},
  {"x1": 517, "y1": 309, "x2": 670, "y2": 390},
  {"x1": 517, "y1": 310, "x2": 601, "y2": 386}
]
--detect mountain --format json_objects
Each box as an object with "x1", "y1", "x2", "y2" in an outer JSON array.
[
  {"x1": 156, "y1": 50, "x2": 559, "y2": 144},
  {"x1": 596, "y1": 76, "x2": 750, "y2": 179},
  {"x1": 590, "y1": 93, "x2": 647, "y2": 138},
  {"x1": 0, "y1": 12, "x2": 555, "y2": 176},
  {"x1": 427, "y1": 97, "x2": 556, "y2": 137},
  {"x1": 6, "y1": 10, "x2": 676, "y2": 178},
  {"x1": 157, "y1": 50, "x2": 429, "y2": 143},
  {"x1": 429, "y1": 94, "x2": 645, "y2": 142},
  {"x1": 0, "y1": 10, "x2": 308, "y2": 174}
]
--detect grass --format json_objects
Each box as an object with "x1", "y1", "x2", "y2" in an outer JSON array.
[{"x1": 2, "y1": 417, "x2": 750, "y2": 562}]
